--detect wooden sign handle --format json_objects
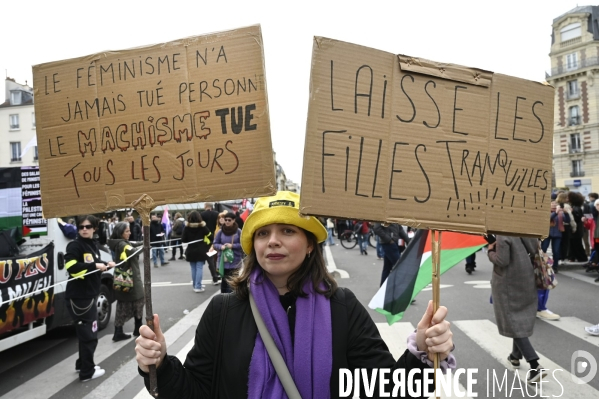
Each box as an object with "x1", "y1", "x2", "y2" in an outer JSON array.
[
  {"x1": 132, "y1": 194, "x2": 158, "y2": 398},
  {"x1": 430, "y1": 230, "x2": 442, "y2": 399}
]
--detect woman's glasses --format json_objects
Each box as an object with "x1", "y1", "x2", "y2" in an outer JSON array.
[
  {"x1": 224, "y1": 218, "x2": 233, "y2": 222},
  {"x1": 78, "y1": 224, "x2": 93, "y2": 230}
]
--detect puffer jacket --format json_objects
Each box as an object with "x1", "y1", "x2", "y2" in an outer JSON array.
[{"x1": 181, "y1": 222, "x2": 212, "y2": 262}]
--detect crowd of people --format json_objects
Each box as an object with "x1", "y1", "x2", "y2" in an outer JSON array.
[{"x1": 60, "y1": 189, "x2": 599, "y2": 388}]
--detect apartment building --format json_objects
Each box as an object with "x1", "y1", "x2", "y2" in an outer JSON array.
[
  {"x1": 548, "y1": 6, "x2": 599, "y2": 196},
  {"x1": 0, "y1": 78, "x2": 37, "y2": 168}
]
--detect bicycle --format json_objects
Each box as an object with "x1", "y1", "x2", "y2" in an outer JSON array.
[{"x1": 339, "y1": 230, "x2": 376, "y2": 250}]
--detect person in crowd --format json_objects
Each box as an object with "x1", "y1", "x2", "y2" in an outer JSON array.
[
  {"x1": 555, "y1": 192, "x2": 573, "y2": 262},
  {"x1": 108, "y1": 222, "x2": 145, "y2": 341},
  {"x1": 336, "y1": 218, "x2": 349, "y2": 240},
  {"x1": 375, "y1": 233, "x2": 385, "y2": 260},
  {"x1": 135, "y1": 191, "x2": 455, "y2": 398},
  {"x1": 127, "y1": 215, "x2": 142, "y2": 242},
  {"x1": 589, "y1": 201, "x2": 599, "y2": 280},
  {"x1": 567, "y1": 191, "x2": 588, "y2": 262},
  {"x1": 212, "y1": 211, "x2": 243, "y2": 293},
  {"x1": 150, "y1": 213, "x2": 169, "y2": 268},
  {"x1": 57, "y1": 217, "x2": 77, "y2": 239},
  {"x1": 537, "y1": 201, "x2": 562, "y2": 321},
  {"x1": 169, "y1": 212, "x2": 185, "y2": 261},
  {"x1": 353, "y1": 220, "x2": 370, "y2": 255},
  {"x1": 487, "y1": 235, "x2": 547, "y2": 383},
  {"x1": 373, "y1": 223, "x2": 410, "y2": 285},
  {"x1": 232, "y1": 204, "x2": 245, "y2": 230},
  {"x1": 325, "y1": 217, "x2": 336, "y2": 245},
  {"x1": 65, "y1": 215, "x2": 115, "y2": 382},
  {"x1": 465, "y1": 252, "x2": 477, "y2": 274},
  {"x1": 181, "y1": 211, "x2": 212, "y2": 293},
  {"x1": 201, "y1": 203, "x2": 222, "y2": 284}
]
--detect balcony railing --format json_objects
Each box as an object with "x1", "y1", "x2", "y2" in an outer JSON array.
[
  {"x1": 569, "y1": 116, "x2": 581, "y2": 126},
  {"x1": 10, "y1": 157, "x2": 21, "y2": 162},
  {"x1": 566, "y1": 90, "x2": 580, "y2": 100},
  {"x1": 560, "y1": 37, "x2": 582, "y2": 48},
  {"x1": 550, "y1": 56, "x2": 599, "y2": 76},
  {"x1": 569, "y1": 144, "x2": 583, "y2": 154},
  {"x1": 570, "y1": 171, "x2": 585, "y2": 177},
  {"x1": 9, "y1": 124, "x2": 19, "y2": 129}
]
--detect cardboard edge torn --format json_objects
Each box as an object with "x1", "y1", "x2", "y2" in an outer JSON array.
[{"x1": 397, "y1": 54, "x2": 493, "y2": 87}]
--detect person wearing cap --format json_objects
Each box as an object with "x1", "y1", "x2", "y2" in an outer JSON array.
[
  {"x1": 212, "y1": 210, "x2": 243, "y2": 293},
  {"x1": 135, "y1": 191, "x2": 455, "y2": 398}
]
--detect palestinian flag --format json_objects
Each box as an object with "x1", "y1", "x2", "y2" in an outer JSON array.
[{"x1": 369, "y1": 229, "x2": 487, "y2": 325}]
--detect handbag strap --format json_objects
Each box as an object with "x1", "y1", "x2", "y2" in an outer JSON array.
[
  {"x1": 249, "y1": 292, "x2": 302, "y2": 399},
  {"x1": 211, "y1": 293, "x2": 230, "y2": 399}
]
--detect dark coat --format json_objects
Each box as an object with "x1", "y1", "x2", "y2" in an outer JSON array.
[
  {"x1": 150, "y1": 220, "x2": 165, "y2": 247},
  {"x1": 107, "y1": 238, "x2": 144, "y2": 302},
  {"x1": 487, "y1": 236, "x2": 538, "y2": 338},
  {"x1": 372, "y1": 223, "x2": 409, "y2": 244},
  {"x1": 181, "y1": 222, "x2": 212, "y2": 262},
  {"x1": 141, "y1": 288, "x2": 431, "y2": 398},
  {"x1": 129, "y1": 221, "x2": 142, "y2": 242},
  {"x1": 200, "y1": 209, "x2": 219, "y2": 234},
  {"x1": 64, "y1": 237, "x2": 104, "y2": 300}
]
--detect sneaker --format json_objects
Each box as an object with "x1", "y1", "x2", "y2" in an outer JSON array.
[
  {"x1": 81, "y1": 367, "x2": 105, "y2": 382},
  {"x1": 213, "y1": 280, "x2": 220, "y2": 285},
  {"x1": 161, "y1": 261, "x2": 169, "y2": 266},
  {"x1": 154, "y1": 264, "x2": 159, "y2": 268},
  {"x1": 507, "y1": 355, "x2": 520, "y2": 368},
  {"x1": 364, "y1": 250, "x2": 368, "y2": 255},
  {"x1": 527, "y1": 367, "x2": 548, "y2": 384},
  {"x1": 465, "y1": 264, "x2": 474, "y2": 274},
  {"x1": 178, "y1": 256, "x2": 185, "y2": 260},
  {"x1": 193, "y1": 287, "x2": 205, "y2": 293},
  {"x1": 76, "y1": 365, "x2": 100, "y2": 373},
  {"x1": 585, "y1": 323, "x2": 599, "y2": 336},
  {"x1": 537, "y1": 310, "x2": 560, "y2": 320}
]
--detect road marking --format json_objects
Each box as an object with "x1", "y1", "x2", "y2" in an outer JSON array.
[
  {"x1": 325, "y1": 244, "x2": 349, "y2": 278},
  {"x1": 560, "y1": 271, "x2": 599, "y2": 285},
  {"x1": 464, "y1": 281, "x2": 490, "y2": 285},
  {"x1": 0, "y1": 333, "x2": 132, "y2": 399},
  {"x1": 454, "y1": 319, "x2": 599, "y2": 398},
  {"x1": 539, "y1": 316, "x2": 599, "y2": 347},
  {"x1": 86, "y1": 292, "x2": 217, "y2": 399},
  {"x1": 422, "y1": 284, "x2": 454, "y2": 291}
]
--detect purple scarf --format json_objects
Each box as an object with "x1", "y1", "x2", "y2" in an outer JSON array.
[{"x1": 247, "y1": 267, "x2": 332, "y2": 399}]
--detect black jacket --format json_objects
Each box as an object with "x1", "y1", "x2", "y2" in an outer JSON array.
[
  {"x1": 181, "y1": 222, "x2": 212, "y2": 262},
  {"x1": 373, "y1": 223, "x2": 409, "y2": 245},
  {"x1": 64, "y1": 237, "x2": 104, "y2": 299},
  {"x1": 149, "y1": 220, "x2": 165, "y2": 247},
  {"x1": 141, "y1": 288, "x2": 431, "y2": 398},
  {"x1": 200, "y1": 209, "x2": 219, "y2": 234},
  {"x1": 129, "y1": 221, "x2": 142, "y2": 242}
]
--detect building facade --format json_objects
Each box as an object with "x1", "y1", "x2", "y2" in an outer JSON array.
[
  {"x1": 548, "y1": 6, "x2": 599, "y2": 197},
  {"x1": 0, "y1": 78, "x2": 37, "y2": 168}
]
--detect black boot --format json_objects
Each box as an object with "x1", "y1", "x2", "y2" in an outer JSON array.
[
  {"x1": 133, "y1": 317, "x2": 143, "y2": 337},
  {"x1": 112, "y1": 326, "x2": 131, "y2": 342}
]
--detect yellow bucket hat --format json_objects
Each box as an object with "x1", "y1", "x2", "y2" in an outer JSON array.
[{"x1": 240, "y1": 191, "x2": 328, "y2": 255}]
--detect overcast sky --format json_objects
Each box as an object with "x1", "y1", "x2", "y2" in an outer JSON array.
[{"x1": 1, "y1": 0, "x2": 583, "y2": 183}]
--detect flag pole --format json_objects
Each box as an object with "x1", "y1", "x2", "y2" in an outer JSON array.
[
  {"x1": 430, "y1": 230, "x2": 442, "y2": 399},
  {"x1": 132, "y1": 194, "x2": 159, "y2": 398}
]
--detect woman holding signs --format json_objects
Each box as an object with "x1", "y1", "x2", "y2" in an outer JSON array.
[{"x1": 135, "y1": 191, "x2": 455, "y2": 398}]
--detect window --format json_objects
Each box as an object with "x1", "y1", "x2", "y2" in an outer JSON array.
[
  {"x1": 572, "y1": 160, "x2": 583, "y2": 177},
  {"x1": 34, "y1": 146, "x2": 38, "y2": 161},
  {"x1": 569, "y1": 106, "x2": 580, "y2": 126},
  {"x1": 10, "y1": 91, "x2": 21, "y2": 105},
  {"x1": 566, "y1": 53, "x2": 578, "y2": 70},
  {"x1": 567, "y1": 80, "x2": 579, "y2": 99},
  {"x1": 561, "y1": 22, "x2": 582, "y2": 41},
  {"x1": 570, "y1": 133, "x2": 581, "y2": 152},
  {"x1": 9, "y1": 114, "x2": 19, "y2": 129},
  {"x1": 32, "y1": 112, "x2": 36, "y2": 128},
  {"x1": 10, "y1": 142, "x2": 21, "y2": 162}
]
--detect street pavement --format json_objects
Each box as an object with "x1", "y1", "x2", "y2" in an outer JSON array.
[{"x1": 1, "y1": 244, "x2": 598, "y2": 399}]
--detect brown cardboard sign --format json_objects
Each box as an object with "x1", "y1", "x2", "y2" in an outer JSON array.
[
  {"x1": 301, "y1": 37, "x2": 554, "y2": 238},
  {"x1": 33, "y1": 25, "x2": 275, "y2": 218}
]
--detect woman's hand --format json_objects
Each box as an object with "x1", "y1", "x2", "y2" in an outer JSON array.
[
  {"x1": 487, "y1": 242, "x2": 496, "y2": 252},
  {"x1": 135, "y1": 314, "x2": 167, "y2": 373},
  {"x1": 106, "y1": 261, "x2": 116, "y2": 268},
  {"x1": 95, "y1": 263, "x2": 108, "y2": 271},
  {"x1": 416, "y1": 300, "x2": 453, "y2": 362}
]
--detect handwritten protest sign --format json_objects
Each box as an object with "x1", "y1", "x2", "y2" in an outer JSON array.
[
  {"x1": 33, "y1": 25, "x2": 275, "y2": 218},
  {"x1": 301, "y1": 37, "x2": 554, "y2": 237}
]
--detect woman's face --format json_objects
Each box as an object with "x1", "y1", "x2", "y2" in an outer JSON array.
[
  {"x1": 219, "y1": 216, "x2": 225, "y2": 225},
  {"x1": 224, "y1": 216, "x2": 234, "y2": 226},
  {"x1": 122, "y1": 227, "x2": 131, "y2": 240},
  {"x1": 77, "y1": 219, "x2": 96, "y2": 239},
  {"x1": 253, "y1": 223, "x2": 313, "y2": 283}
]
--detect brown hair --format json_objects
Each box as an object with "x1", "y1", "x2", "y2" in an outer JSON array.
[
  {"x1": 568, "y1": 191, "x2": 585, "y2": 207},
  {"x1": 556, "y1": 192, "x2": 569, "y2": 205},
  {"x1": 230, "y1": 229, "x2": 338, "y2": 299}
]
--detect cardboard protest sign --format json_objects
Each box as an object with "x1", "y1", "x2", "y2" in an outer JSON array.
[
  {"x1": 33, "y1": 25, "x2": 275, "y2": 218},
  {"x1": 301, "y1": 37, "x2": 554, "y2": 238}
]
